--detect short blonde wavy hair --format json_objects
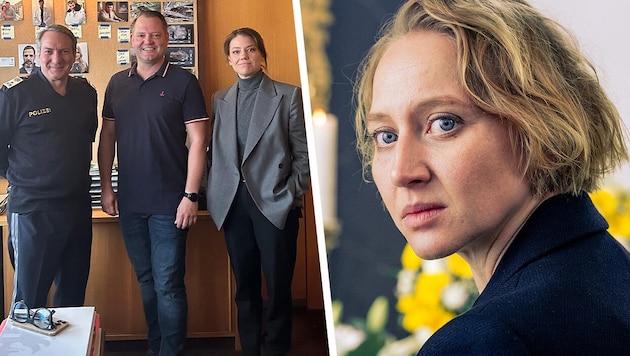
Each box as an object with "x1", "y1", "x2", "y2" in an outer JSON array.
[{"x1": 355, "y1": 0, "x2": 628, "y2": 196}]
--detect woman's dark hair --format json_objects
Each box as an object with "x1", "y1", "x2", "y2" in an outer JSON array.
[{"x1": 223, "y1": 27, "x2": 268, "y2": 66}]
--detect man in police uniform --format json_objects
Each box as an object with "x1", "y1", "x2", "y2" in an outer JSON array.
[{"x1": 0, "y1": 24, "x2": 97, "y2": 309}]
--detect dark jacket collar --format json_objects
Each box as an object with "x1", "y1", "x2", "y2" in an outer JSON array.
[{"x1": 478, "y1": 192, "x2": 608, "y2": 302}]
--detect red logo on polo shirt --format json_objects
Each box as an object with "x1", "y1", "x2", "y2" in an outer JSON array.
[{"x1": 160, "y1": 91, "x2": 165, "y2": 97}]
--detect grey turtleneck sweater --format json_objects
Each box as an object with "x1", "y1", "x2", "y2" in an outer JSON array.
[{"x1": 236, "y1": 70, "x2": 264, "y2": 162}]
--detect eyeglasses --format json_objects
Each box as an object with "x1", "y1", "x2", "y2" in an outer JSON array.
[{"x1": 9, "y1": 300, "x2": 56, "y2": 330}]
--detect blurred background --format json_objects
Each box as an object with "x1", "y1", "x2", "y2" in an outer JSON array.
[{"x1": 303, "y1": 0, "x2": 630, "y2": 354}]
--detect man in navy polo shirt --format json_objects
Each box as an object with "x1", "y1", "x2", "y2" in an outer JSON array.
[
  {"x1": 98, "y1": 10, "x2": 208, "y2": 356},
  {"x1": 0, "y1": 25, "x2": 97, "y2": 309}
]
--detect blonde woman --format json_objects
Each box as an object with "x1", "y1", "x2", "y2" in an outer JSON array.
[
  {"x1": 354, "y1": 0, "x2": 630, "y2": 354},
  {"x1": 70, "y1": 45, "x2": 88, "y2": 73}
]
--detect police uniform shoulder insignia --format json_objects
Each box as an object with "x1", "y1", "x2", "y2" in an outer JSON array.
[
  {"x1": 2, "y1": 76, "x2": 24, "y2": 90},
  {"x1": 72, "y1": 75, "x2": 87, "y2": 83},
  {"x1": 71, "y1": 75, "x2": 93, "y2": 87}
]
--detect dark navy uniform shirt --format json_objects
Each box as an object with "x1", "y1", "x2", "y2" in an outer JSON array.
[
  {"x1": 0, "y1": 70, "x2": 98, "y2": 212},
  {"x1": 102, "y1": 61, "x2": 208, "y2": 215}
]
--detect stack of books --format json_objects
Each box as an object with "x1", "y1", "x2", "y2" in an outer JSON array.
[
  {"x1": 0, "y1": 306, "x2": 103, "y2": 355},
  {"x1": 89, "y1": 165, "x2": 118, "y2": 209},
  {"x1": 0, "y1": 192, "x2": 7, "y2": 215}
]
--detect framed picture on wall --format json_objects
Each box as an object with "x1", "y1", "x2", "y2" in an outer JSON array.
[{"x1": 1, "y1": 0, "x2": 23, "y2": 21}]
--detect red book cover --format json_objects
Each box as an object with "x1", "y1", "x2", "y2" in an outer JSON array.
[
  {"x1": 0, "y1": 318, "x2": 7, "y2": 334},
  {"x1": 90, "y1": 313, "x2": 102, "y2": 356}
]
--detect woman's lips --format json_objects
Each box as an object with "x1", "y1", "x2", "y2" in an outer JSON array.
[{"x1": 401, "y1": 203, "x2": 444, "y2": 228}]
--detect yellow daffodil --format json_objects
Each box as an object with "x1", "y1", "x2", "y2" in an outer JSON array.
[
  {"x1": 446, "y1": 254, "x2": 473, "y2": 279},
  {"x1": 591, "y1": 187, "x2": 630, "y2": 244},
  {"x1": 401, "y1": 243, "x2": 423, "y2": 270},
  {"x1": 414, "y1": 272, "x2": 450, "y2": 307},
  {"x1": 591, "y1": 189, "x2": 618, "y2": 217}
]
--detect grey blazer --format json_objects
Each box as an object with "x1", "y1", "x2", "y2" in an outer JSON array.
[{"x1": 206, "y1": 73, "x2": 310, "y2": 230}]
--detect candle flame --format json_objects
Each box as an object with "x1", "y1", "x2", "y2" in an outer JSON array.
[{"x1": 313, "y1": 109, "x2": 328, "y2": 126}]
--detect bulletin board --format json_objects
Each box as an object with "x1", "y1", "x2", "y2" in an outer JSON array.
[
  {"x1": 0, "y1": 0, "x2": 199, "y2": 115},
  {"x1": 0, "y1": 0, "x2": 198, "y2": 162}
]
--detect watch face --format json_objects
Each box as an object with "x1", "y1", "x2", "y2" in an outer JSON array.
[{"x1": 184, "y1": 192, "x2": 198, "y2": 202}]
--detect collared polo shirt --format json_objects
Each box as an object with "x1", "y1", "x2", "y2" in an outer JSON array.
[{"x1": 102, "y1": 61, "x2": 208, "y2": 215}]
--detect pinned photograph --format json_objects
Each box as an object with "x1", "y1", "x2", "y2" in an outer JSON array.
[
  {"x1": 65, "y1": 0, "x2": 86, "y2": 25},
  {"x1": 163, "y1": 1, "x2": 193, "y2": 23},
  {"x1": 167, "y1": 24, "x2": 193, "y2": 44},
  {"x1": 32, "y1": 0, "x2": 54, "y2": 26},
  {"x1": 70, "y1": 42, "x2": 89, "y2": 74},
  {"x1": 165, "y1": 46, "x2": 194, "y2": 66},
  {"x1": 1, "y1": 0, "x2": 23, "y2": 21},
  {"x1": 18, "y1": 43, "x2": 38, "y2": 75},
  {"x1": 98, "y1": 1, "x2": 127, "y2": 22},
  {"x1": 130, "y1": 1, "x2": 159, "y2": 19}
]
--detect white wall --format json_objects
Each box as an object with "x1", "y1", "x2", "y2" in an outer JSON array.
[{"x1": 528, "y1": 0, "x2": 630, "y2": 188}]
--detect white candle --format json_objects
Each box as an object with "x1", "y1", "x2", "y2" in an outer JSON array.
[{"x1": 312, "y1": 109, "x2": 338, "y2": 227}]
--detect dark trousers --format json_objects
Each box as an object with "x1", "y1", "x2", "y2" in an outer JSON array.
[
  {"x1": 7, "y1": 208, "x2": 92, "y2": 309},
  {"x1": 223, "y1": 183, "x2": 300, "y2": 356}
]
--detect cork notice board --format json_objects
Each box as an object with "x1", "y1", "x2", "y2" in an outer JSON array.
[{"x1": 1, "y1": 1, "x2": 198, "y2": 112}]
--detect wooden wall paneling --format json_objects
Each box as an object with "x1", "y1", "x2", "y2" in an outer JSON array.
[
  {"x1": 197, "y1": 0, "x2": 300, "y2": 100},
  {"x1": 83, "y1": 218, "x2": 148, "y2": 339},
  {"x1": 197, "y1": 0, "x2": 321, "y2": 306},
  {"x1": 183, "y1": 217, "x2": 234, "y2": 337}
]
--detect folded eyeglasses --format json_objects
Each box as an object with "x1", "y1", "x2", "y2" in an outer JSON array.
[{"x1": 9, "y1": 300, "x2": 56, "y2": 330}]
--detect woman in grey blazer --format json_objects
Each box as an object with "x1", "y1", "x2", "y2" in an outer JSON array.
[{"x1": 206, "y1": 28, "x2": 310, "y2": 356}]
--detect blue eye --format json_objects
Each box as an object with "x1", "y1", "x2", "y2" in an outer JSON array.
[
  {"x1": 374, "y1": 130, "x2": 398, "y2": 146},
  {"x1": 439, "y1": 118, "x2": 456, "y2": 131},
  {"x1": 429, "y1": 114, "x2": 459, "y2": 133}
]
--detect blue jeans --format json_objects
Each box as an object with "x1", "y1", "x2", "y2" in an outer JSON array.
[{"x1": 119, "y1": 211, "x2": 188, "y2": 356}]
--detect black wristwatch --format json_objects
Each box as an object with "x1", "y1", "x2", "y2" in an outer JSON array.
[{"x1": 183, "y1": 192, "x2": 199, "y2": 202}]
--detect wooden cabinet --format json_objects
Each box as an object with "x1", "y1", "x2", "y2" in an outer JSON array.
[
  {"x1": 1, "y1": 196, "x2": 321, "y2": 341},
  {"x1": 1, "y1": 211, "x2": 235, "y2": 340}
]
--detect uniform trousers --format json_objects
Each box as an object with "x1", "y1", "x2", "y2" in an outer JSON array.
[
  {"x1": 7, "y1": 208, "x2": 92, "y2": 309},
  {"x1": 223, "y1": 182, "x2": 300, "y2": 356}
]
